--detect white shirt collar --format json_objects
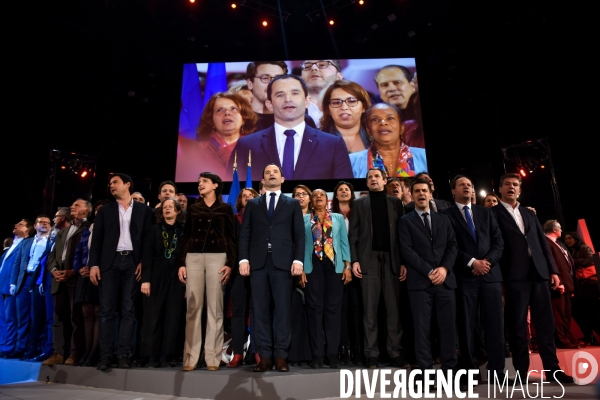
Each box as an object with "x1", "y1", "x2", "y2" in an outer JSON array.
[{"x1": 500, "y1": 199, "x2": 520, "y2": 210}]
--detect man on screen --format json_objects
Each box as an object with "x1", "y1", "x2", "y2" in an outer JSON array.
[
  {"x1": 246, "y1": 61, "x2": 288, "y2": 132},
  {"x1": 375, "y1": 65, "x2": 424, "y2": 148},
  {"x1": 228, "y1": 74, "x2": 353, "y2": 182},
  {"x1": 300, "y1": 59, "x2": 343, "y2": 128}
]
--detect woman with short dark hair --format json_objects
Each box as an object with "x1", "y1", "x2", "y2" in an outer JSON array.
[
  {"x1": 140, "y1": 198, "x2": 186, "y2": 368},
  {"x1": 178, "y1": 172, "x2": 236, "y2": 371}
]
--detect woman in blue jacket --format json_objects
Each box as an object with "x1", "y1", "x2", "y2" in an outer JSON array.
[{"x1": 298, "y1": 188, "x2": 352, "y2": 369}]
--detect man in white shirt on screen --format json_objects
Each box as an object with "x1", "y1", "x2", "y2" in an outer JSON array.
[{"x1": 300, "y1": 59, "x2": 343, "y2": 128}]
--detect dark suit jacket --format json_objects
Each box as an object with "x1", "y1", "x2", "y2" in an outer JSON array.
[
  {"x1": 10, "y1": 236, "x2": 52, "y2": 294},
  {"x1": 442, "y1": 204, "x2": 504, "y2": 283},
  {"x1": 47, "y1": 220, "x2": 91, "y2": 294},
  {"x1": 398, "y1": 210, "x2": 458, "y2": 290},
  {"x1": 348, "y1": 194, "x2": 404, "y2": 274},
  {"x1": 545, "y1": 237, "x2": 574, "y2": 292},
  {"x1": 491, "y1": 203, "x2": 558, "y2": 282},
  {"x1": 88, "y1": 201, "x2": 154, "y2": 272},
  {"x1": 0, "y1": 241, "x2": 24, "y2": 295},
  {"x1": 238, "y1": 193, "x2": 305, "y2": 270},
  {"x1": 227, "y1": 125, "x2": 353, "y2": 181}
]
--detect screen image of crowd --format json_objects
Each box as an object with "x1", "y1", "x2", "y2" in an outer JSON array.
[
  {"x1": 2, "y1": 162, "x2": 599, "y2": 391},
  {"x1": 176, "y1": 59, "x2": 428, "y2": 183}
]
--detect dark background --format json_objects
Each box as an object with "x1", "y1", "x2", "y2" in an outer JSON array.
[{"x1": 5, "y1": 0, "x2": 597, "y2": 246}]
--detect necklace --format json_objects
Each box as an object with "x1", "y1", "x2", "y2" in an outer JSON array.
[{"x1": 162, "y1": 225, "x2": 179, "y2": 259}]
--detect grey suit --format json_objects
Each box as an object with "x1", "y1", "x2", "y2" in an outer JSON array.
[{"x1": 348, "y1": 193, "x2": 405, "y2": 360}]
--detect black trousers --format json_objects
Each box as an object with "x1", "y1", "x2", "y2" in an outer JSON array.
[
  {"x1": 304, "y1": 255, "x2": 343, "y2": 357},
  {"x1": 456, "y1": 279, "x2": 504, "y2": 375},
  {"x1": 250, "y1": 253, "x2": 292, "y2": 359},
  {"x1": 550, "y1": 290, "x2": 576, "y2": 345},
  {"x1": 409, "y1": 283, "x2": 457, "y2": 372},
  {"x1": 230, "y1": 272, "x2": 254, "y2": 355},
  {"x1": 142, "y1": 277, "x2": 185, "y2": 361},
  {"x1": 504, "y1": 262, "x2": 560, "y2": 376},
  {"x1": 361, "y1": 251, "x2": 402, "y2": 359},
  {"x1": 52, "y1": 282, "x2": 83, "y2": 358}
]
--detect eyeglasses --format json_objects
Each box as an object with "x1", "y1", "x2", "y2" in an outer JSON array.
[
  {"x1": 294, "y1": 192, "x2": 309, "y2": 198},
  {"x1": 254, "y1": 75, "x2": 277, "y2": 84},
  {"x1": 37, "y1": 221, "x2": 51, "y2": 225},
  {"x1": 329, "y1": 98, "x2": 359, "y2": 108},
  {"x1": 301, "y1": 61, "x2": 338, "y2": 71}
]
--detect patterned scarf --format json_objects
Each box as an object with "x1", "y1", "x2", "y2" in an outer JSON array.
[
  {"x1": 311, "y1": 211, "x2": 334, "y2": 263},
  {"x1": 367, "y1": 141, "x2": 416, "y2": 177}
]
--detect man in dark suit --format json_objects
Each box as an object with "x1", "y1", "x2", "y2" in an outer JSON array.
[
  {"x1": 349, "y1": 167, "x2": 408, "y2": 369},
  {"x1": 398, "y1": 178, "x2": 458, "y2": 378},
  {"x1": 441, "y1": 175, "x2": 505, "y2": 381},
  {"x1": 0, "y1": 220, "x2": 31, "y2": 357},
  {"x1": 491, "y1": 173, "x2": 573, "y2": 384},
  {"x1": 89, "y1": 173, "x2": 154, "y2": 371},
  {"x1": 8, "y1": 215, "x2": 52, "y2": 359},
  {"x1": 238, "y1": 163, "x2": 305, "y2": 372},
  {"x1": 543, "y1": 219, "x2": 578, "y2": 349},
  {"x1": 227, "y1": 74, "x2": 353, "y2": 182},
  {"x1": 42, "y1": 200, "x2": 92, "y2": 366}
]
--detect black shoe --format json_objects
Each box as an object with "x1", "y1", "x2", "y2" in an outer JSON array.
[
  {"x1": 389, "y1": 356, "x2": 410, "y2": 369},
  {"x1": 504, "y1": 342, "x2": 512, "y2": 358},
  {"x1": 134, "y1": 357, "x2": 148, "y2": 368},
  {"x1": 309, "y1": 356, "x2": 323, "y2": 369},
  {"x1": 365, "y1": 357, "x2": 378, "y2": 369},
  {"x1": 0, "y1": 351, "x2": 11, "y2": 358},
  {"x1": 338, "y1": 346, "x2": 349, "y2": 366},
  {"x1": 97, "y1": 355, "x2": 112, "y2": 371},
  {"x1": 329, "y1": 354, "x2": 341, "y2": 369},
  {"x1": 166, "y1": 356, "x2": 178, "y2": 368},
  {"x1": 147, "y1": 359, "x2": 161, "y2": 368},
  {"x1": 547, "y1": 371, "x2": 574, "y2": 384},
  {"x1": 350, "y1": 346, "x2": 364, "y2": 366},
  {"x1": 118, "y1": 355, "x2": 131, "y2": 369},
  {"x1": 243, "y1": 352, "x2": 256, "y2": 365}
]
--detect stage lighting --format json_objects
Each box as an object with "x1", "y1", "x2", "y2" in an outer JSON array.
[
  {"x1": 189, "y1": 0, "x2": 195, "y2": 3},
  {"x1": 479, "y1": 190, "x2": 487, "y2": 197},
  {"x1": 262, "y1": 20, "x2": 268, "y2": 26},
  {"x1": 329, "y1": 20, "x2": 334, "y2": 25},
  {"x1": 519, "y1": 168, "x2": 526, "y2": 177},
  {"x1": 81, "y1": 171, "x2": 88, "y2": 178},
  {"x1": 231, "y1": 3, "x2": 236, "y2": 8},
  {"x1": 359, "y1": 0, "x2": 364, "y2": 4}
]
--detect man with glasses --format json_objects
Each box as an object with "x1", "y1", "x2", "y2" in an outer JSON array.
[
  {"x1": 43, "y1": 199, "x2": 92, "y2": 366},
  {"x1": 245, "y1": 61, "x2": 288, "y2": 131},
  {"x1": 229, "y1": 74, "x2": 353, "y2": 182},
  {"x1": 301, "y1": 60, "x2": 343, "y2": 128},
  {"x1": 8, "y1": 215, "x2": 52, "y2": 360}
]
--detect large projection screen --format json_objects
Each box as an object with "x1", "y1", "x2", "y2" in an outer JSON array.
[{"x1": 176, "y1": 58, "x2": 427, "y2": 182}]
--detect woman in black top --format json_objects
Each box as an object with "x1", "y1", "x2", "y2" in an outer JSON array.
[
  {"x1": 140, "y1": 198, "x2": 185, "y2": 368},
  {"x1": 178, "y1": 172, "x2": 236, "y2": 371}
]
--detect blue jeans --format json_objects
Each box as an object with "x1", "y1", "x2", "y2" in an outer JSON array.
[{"x1": 98, "y1": 253, "x2": 137, "y2": 358}]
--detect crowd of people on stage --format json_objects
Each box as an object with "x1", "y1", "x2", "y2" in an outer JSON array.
[{"x1": 1, "y1": 59, "x2": 599, "y2": 390}]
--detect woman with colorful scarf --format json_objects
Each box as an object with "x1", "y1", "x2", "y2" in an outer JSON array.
[
  {"x1": 298, "y1": 189, "x2": 352, "y2": 369},
  {"x1": 349, "y1": 103, "x2": 427, "y2": 179}
]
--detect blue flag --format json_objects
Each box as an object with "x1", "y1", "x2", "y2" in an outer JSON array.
[
  {"x1": 227, "y1": 168, "x2": 241, "y2": 214},
  {"x1": 246, "y1": 164, "x2": 252, "y2": 190},
  {"x1": 179, "y1": 64, "x2": 203, "y2": 139}
]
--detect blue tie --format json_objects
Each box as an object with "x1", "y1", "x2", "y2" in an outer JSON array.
[
  {"x1": 463, "y1": 205, "x2": 477, "y2": 242},
  {"x1": 268, "y1": 192, "x2": 276, "y2": 220},
  {"x1": 282, "y1": 129, "x2": 296, "y2": 179}
]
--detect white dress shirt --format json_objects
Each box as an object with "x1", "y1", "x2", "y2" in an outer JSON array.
[
  {"x1": 274, "y1": 121, "x2": 305, "y2": 169},
  {"x1": 27, "y1": 235, "x2": 48, "y2": 272},
  {"x1": 116, "y1": 200, "x2": 134, "y2": 251}
]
